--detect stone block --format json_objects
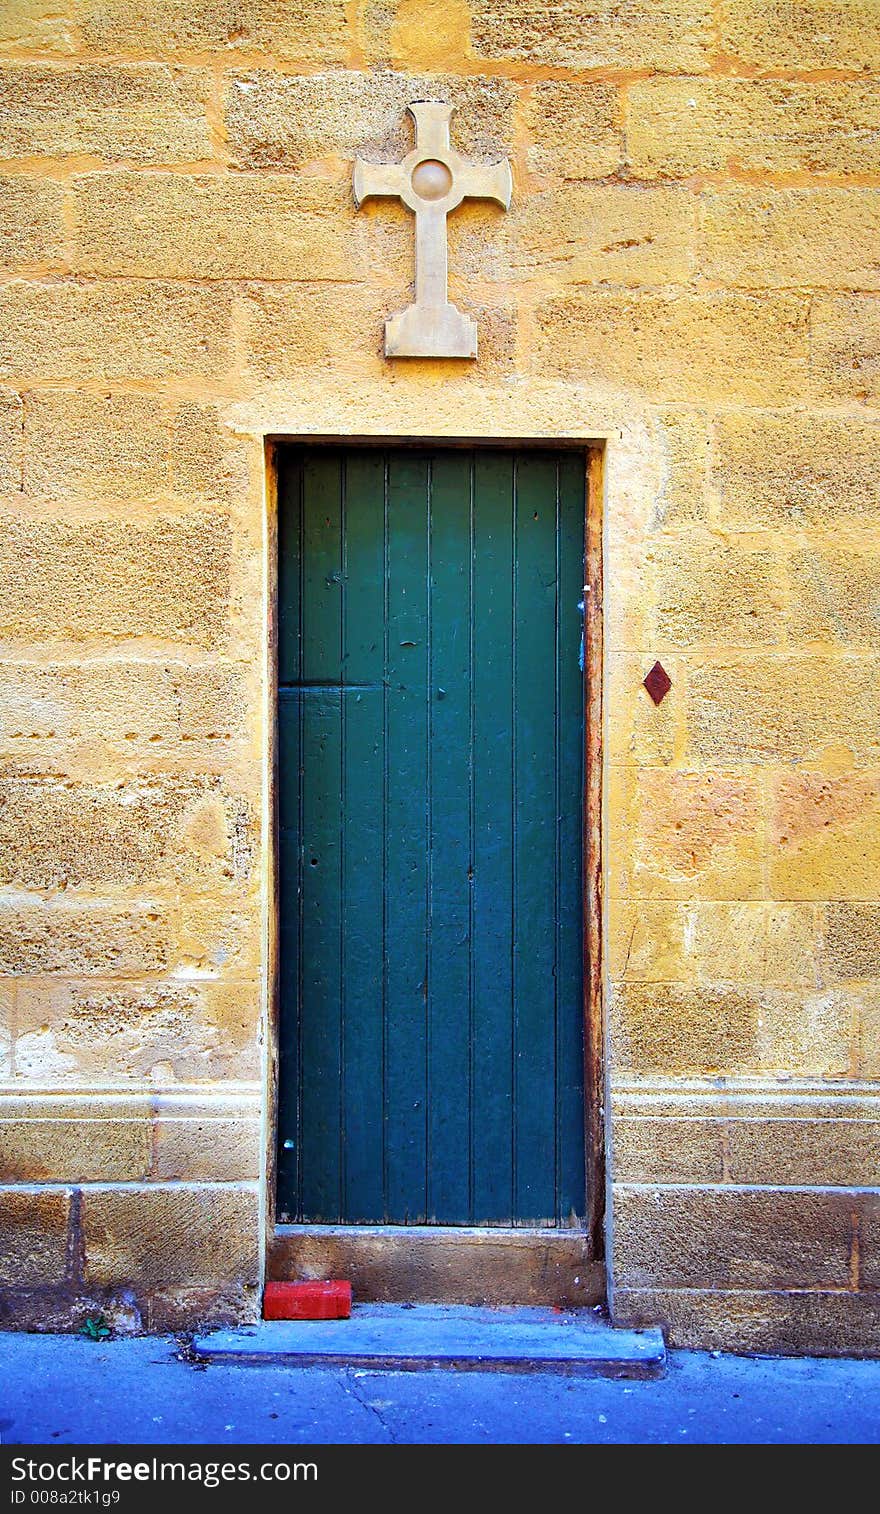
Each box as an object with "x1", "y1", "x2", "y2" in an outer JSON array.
[
  {"x1": 612, "y1": 1115, "x2": 725, "y2": 1183},
  {"x1": 810, "y1": 294, "x2": 880, "y2": 400},
  {"x1": 0, "y1": 987, "x2": 10, "y2": 1078},
  {"x1": 508, "y1": 183, "x2": 696, "y2": 286},
  {"x1": 225, "y1": 69, "x2": 516, "y2": 169},
  {"x1": 727, "y1": 1118, "x2": 880, "y2": 1188},
  {"x1": 535, "y1": 289, "x2": 809, "y2": 403},
  {"x1": 789, "y1": 547, "x2": 880, "y2": 646},
  {"x1": 15, "y1": 978, "x2": 261, "y2": 1083},
  {"x1": 765, "y1": 905, "x2": 822, "y2": 988},
  {"x1": 0, "y1": 1, "x2": 75, "y2": 52},
  {"x1": 627, "y1": 79, "x2": 880, "y2": 178},
  {"x1": 855, "y1": 989, "x2": 880, "y2": 1079},
  {"x1": 611, "y1": 980, "x2": 850, "y2": 1076},
  {"x1": 0, "y1": 900, "x2": 174, "y2": 976},
  {"x1": 523, "y1": 82, "x2": 622, "y2": 178},
  {"x1": 73, "y1": 172, "x2": 370, "y2": 281},
  {"x1": 389, "y1": 0, "x2": 470, "y2": 68},
  {"x1": 0, "y1": 1285, "x2": 144, "y2": 1335},
  {"x1": 0, "y1": 1188, "x2": 70, "y2": 1286},
  {"x1": 152, "y1": 1112, "x2": 261, "y2": 1180},
  {"x1": 0, "y1": 1115, "x2": 150, "y2": 1183},
  {"x1": 769, "y1": 771, "x2": 880, "y2": 899},
  {"x1": 170, "y1": 403, "x2": 251, "y2": 507},
  {"x1": 686, "y1": 657, "x2": 880, "y2": 766},
  {"x1": 358, "y1": 0, "x2": 395, "y2": 64},
  {"x1": 701, "y1": 188, "x2": 880, "y2": 292},
  {"x1": 0, "y1": 775, "x2": 253, "y2": 891},
  {"x1": 653, "y1": 538, "x2": 786, "y2": 648},
  {"x1": 607, "y1": 900, "x2": 690, "y2": 982},
  {"x1": 684, "y1": 902, "x2": 766, "y2": 984},
  {"x1": 858, "y1": 1195, "x2": 880, "y2": 1288},
  {"x1": 82, "y1": 1184, "x2": 260, "y2": 1288},
  {"x1": 711, "y1": 410, "x2": 880, "y2": 529},
  {"x1": 431, "y1": 292, "x2": 518, "y2": 378},
  {"x1": 146, "y1": 1282, "x2": 258, "y2": 1330},
  {"x1": 0, "y1": 177, "x2": 66, "y2": 271},
  {"x1": 811, "y1": 290, "x2": 880, "y2": 402},
  {"x1": 0, "y1": 279, "x2": 233, "y2": 382},
  {"x1": 652, "y1": 407, "x2": 710, "y2": 525},
  {"x1": 721, "y1": 0, "x2": 880, "y2": 71},
  {"x1": 173, "y1": 663, "x2": 250, "y2": 743},
  {"x1": 609, "y1": 768, "x2": 763, "y2": 901},
  {"x1": 608, "y1": 900, "x2": 819, "y2": 987},
  {"x1": 613, "y1": 1288, "x2": 880, "y2": 1357},
  {"x1": 609, "y1": 982, "x2": 762, "y2": 1074},
  {"x1": 77, "y1": 0, "x2": 349, "y2": 61},
  {"x1": 0, "y1": 64, "x2": 214, "y2": 163},
  {"x1": 469, "y1": 0, "x2": 713, "y2": 71},
  {"x1": 606, "y1": 655, "x2": 678, "y2": 767},
  {"x1": 22, "y1": 391, "x2": 169, "y2": 501},
  {"x1": 174, "y1": 900, "x2": 263, "y2": 980},
  {"x1": 754, "y1": 987, "x2": 851, "y2": 1077},
  {"x1": 822, "y1": 901, "x2": 880, "y2": 983},
  {"x1": 0, "y1": 387, "x2": 22, "y2": 491},
  {"x1": 238, "y1": 274, "x2": 516, "y2": 380},
  {"x1": 0, "y1": 662, "x2": 179, "y2": 748},
  {"x1": 0, "y1": 506, "x2": 231, "y2": 649},
  {"x1": 239, "y1": 281, "x2": 386, "y2": 377},
  {"x1": 612, "y1": 1185, "x2": 854, "y2": 1289}
]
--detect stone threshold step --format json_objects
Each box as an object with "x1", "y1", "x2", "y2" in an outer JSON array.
[{"x1": 194, "y1": 1304, "x2": 666, "y2": 1378}]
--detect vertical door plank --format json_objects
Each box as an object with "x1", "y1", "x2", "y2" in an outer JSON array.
[
  {"x1": 384, "y1": 452, "x2": 430, "y2": 1222},
  {"x1": 340, "y1": 451, "x2": 386, "y2": 1220},
  {"x1": 277, "y1": 453, "x2": 302, "y2": 687},
  {"x1": 512, "y1": 454, "x2": 559, "y2": 1224},
  {"x1": 340, "y1": 687, "x2": 384, "y2": 1218},
  {"x1": 471, "y1": 451, "x2": 516, "y2": 1223},
  {"x1": 276, "y1": 687, "x2": 302, "y2": 1219},
  {"x1": 556, "y1": 453, "x2": 587, "y2": 1222},
  {"x1": 277, "y1": 452, "x2": 305, "y2": 1218},
  {"x1": 342, "y1": 451, "x2": 386, "y2": 687},
  {"x1": 302, "y1": 452, "x2": 344, "y2": 682},
  {"x1": 297, "y1": 450, "x2": 344, "y2": 1220},
  {"x1": 426, "y1": 452, "x2": 473, "y2": 1223},
  {"x1": 298, "y1": 686, "x2": 344, "y2": 1221}
]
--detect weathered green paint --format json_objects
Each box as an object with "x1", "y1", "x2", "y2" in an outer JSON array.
[{"x1": 277, "y1": 447, "x2": 586, "y2": 1227}]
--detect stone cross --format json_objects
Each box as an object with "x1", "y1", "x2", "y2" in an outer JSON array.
[{"x1": 354, "y1": 101, "x2": 512, "y2": 360}]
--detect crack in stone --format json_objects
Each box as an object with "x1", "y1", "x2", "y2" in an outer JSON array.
[{"x1": 339, "y1": 1368, "x2": 399, "y2": 1444}]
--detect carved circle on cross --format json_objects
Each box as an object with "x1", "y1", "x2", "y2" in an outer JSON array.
[
  {"x1": 411, "y1": 159, "x2": 454, "y2": 202},
  {"x1": 393, "y1": 140, "x2": 468, "y2": 216}
]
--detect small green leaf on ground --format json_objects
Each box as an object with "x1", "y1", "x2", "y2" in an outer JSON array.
[{"x1": 83, "y1": 1314, "x2": 111, "y2": 1341}]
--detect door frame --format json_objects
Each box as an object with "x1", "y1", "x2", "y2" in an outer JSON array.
[{"x1": 263, "y1": 436, "x2": 605, "y2": 1305}]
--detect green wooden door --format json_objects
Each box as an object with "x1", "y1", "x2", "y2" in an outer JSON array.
[{"x1": 276, "y1": 447, "x2": 586, "y2": 1227}]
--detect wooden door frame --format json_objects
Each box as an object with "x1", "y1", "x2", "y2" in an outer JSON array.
[{"x1": 263, "y1": 436, "x2": 605, "y2": 1306}]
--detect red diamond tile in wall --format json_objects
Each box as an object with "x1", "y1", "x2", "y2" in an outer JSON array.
[{"x1": 643, "y1": 661, "x2": 672, "y2": 705}]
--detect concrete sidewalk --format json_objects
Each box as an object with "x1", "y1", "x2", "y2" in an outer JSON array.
[{"x1": 2, "y1": 1330, "x2": 880, "y2": 1443}]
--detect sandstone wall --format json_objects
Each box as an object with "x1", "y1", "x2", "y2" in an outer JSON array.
[{"x1": 1, "y1": 0, "x2": 878, "y2": 1351}]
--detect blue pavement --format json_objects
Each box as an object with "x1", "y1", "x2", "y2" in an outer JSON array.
[{"x1": 2, "y1": 1331, "x2": 880, "y2": 1443}]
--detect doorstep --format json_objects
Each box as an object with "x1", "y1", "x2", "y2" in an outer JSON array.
[{"x1": 193, "y1": 1304, "x2": 666, "y2": 1378}]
